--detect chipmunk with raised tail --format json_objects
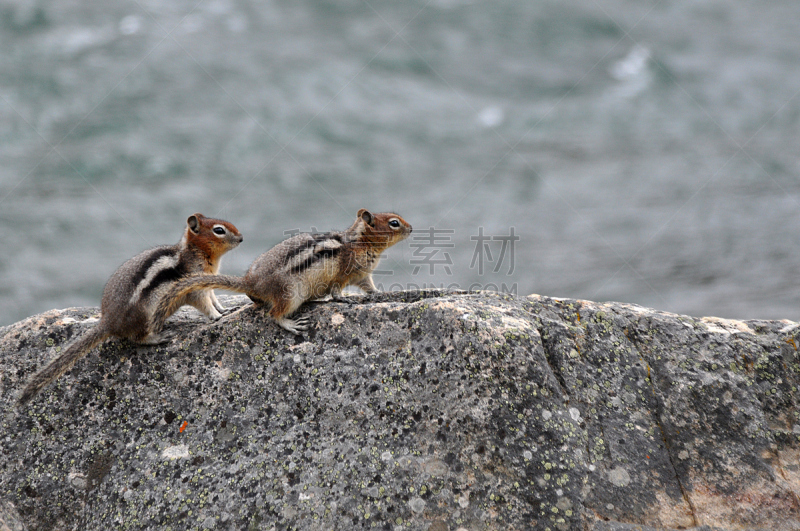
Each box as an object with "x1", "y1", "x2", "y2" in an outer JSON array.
[
  {"x1": 153, "y1": 209, "x2": 411, "y2": 335},
  {"x1": 17, "y1": 213, "x2": 243, "y2": 407}
]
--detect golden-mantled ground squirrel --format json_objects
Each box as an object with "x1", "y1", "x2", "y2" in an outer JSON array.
[
  {"x1": 153, "y1": 209, "x2": 411, "y2": 335},
  {"x1": 17, "y1": 214, "x2": 243, "y2": 406}
]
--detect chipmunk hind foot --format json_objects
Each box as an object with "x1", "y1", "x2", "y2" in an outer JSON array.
[
  {"x1": 274, "y1": 316, "x2": 309, "y2": 335},
  {"x1": 139, "y1": 331, "x2": 177, "y2": 345}
]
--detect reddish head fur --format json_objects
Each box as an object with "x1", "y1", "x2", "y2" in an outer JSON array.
[
  {"x1": 334, "y1": 209, "x2": 412, "y2": 283},
  {"x1": 185, "y1": 213, "x2": 243, "y2": 272},
  {"x1": 349, "y1": 209, "x2": 412, "y2": 250}
]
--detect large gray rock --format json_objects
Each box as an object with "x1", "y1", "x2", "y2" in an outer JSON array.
[{"x1": 0, "y1": 291, "x2": 798, "y2": 530}]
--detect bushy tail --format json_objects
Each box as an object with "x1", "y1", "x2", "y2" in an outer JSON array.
[
  {"x1": 151, "y1": 274, "x2": 249, "y2": 333},
  {"x1": 17, "y1": 325, "x2": 110, "y2": 407}
]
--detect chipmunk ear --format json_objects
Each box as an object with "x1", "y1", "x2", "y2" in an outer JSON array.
[
  {"x1": 187, "y1": 214, "x2": 202, "y2": 234},
  {"x1": 357, "y1": 209, "x2": 374, "y2": 227}
]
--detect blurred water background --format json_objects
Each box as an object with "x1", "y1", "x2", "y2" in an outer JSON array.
[{"x1": 1, "y1": 0, "x2": 800, "y2": 326}]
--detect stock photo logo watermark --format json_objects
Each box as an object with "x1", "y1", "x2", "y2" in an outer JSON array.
[{"x1": 283, "y1": 226, "x2": 520, "y2": 295}]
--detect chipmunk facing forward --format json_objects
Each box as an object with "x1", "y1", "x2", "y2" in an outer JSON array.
[
  {"x1": 17, "y1": 214, "x2": 243, "y2": 407},
  {"x1": 153, "y1": 209, "x2": 412, "y2": 335}
]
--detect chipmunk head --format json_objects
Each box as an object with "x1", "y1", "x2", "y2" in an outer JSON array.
[
  {"x1": 355, "y1": 208, "x2": 412, "y2": 248},
  {"x1": 186, "y1": 213, "x2": 243, "y2": 264}
]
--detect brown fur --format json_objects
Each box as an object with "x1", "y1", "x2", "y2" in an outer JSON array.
[
  {"x1": 152, "y1": 209, "x2": 411, "y2": 335},
  {"x1": 187, "y1": 213, "x2": 242, "y2": 274},
  {"x1": 17, "y1": 214, "x2": 242, "y2": 407}
]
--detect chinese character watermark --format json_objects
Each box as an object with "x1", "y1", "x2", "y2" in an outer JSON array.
[
  {"x1": 375, "y1": 282, "x2": 518, "y2": 296},
  {"x1": 409, "y1": 228, "x2": 455, "y2": 275},
  {"x1": 470, "y1": 227, "x2": 519, "y2": 275},
  {"x1": 283, "y1": 227, "x2": 321, "y2": 238}
]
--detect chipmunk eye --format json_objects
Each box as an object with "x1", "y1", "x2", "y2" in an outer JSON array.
[
  {"x1": 389, "y1": 219, "x2": 401, "y2": 229},
  {"x1": 213, "y1": 226, "x2": 227, "y2": 236}
]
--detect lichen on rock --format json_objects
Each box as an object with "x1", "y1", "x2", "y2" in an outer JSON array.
[{"x1": 0, "y1": 291, "x2": 798, "y2": 530}]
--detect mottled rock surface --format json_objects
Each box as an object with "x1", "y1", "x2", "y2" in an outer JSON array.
[{"x1": 0, "y1": 291, "x2": 798, "y2": 531}]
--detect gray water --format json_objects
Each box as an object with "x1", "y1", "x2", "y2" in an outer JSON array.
[{"x1": 2, "y1": 0, "x2": 800, "y2": 326}]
